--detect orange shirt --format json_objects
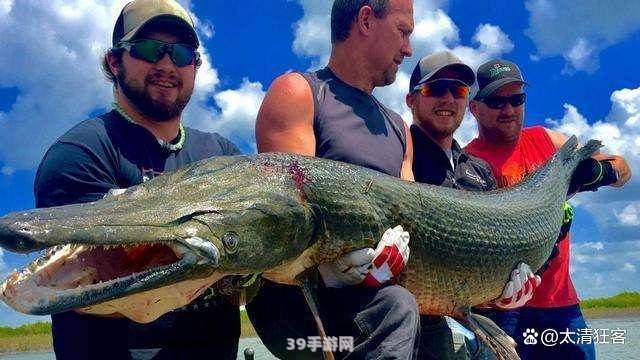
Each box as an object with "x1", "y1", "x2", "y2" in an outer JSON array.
[{"x1": 466, "y1": 126, "x2": 579, "y2": 308}]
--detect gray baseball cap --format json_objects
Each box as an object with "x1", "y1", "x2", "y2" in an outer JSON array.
[
  {"x1": 474, "y1": 59, "x2": 528, "y2": 99},
  {"x1": 408, "y1": 51, "x2": 475, "y2": 92},
  {"x1": 112, "y1": 0, "x2": 199, "y2": 47}
]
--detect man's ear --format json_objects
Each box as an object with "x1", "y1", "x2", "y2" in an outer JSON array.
[
  {"x1": 356, "y1": 6, "x2": 375, "y2": 36},
  {"x1": 406, "y1": 92, "x2": 416, "y2": 109},
  {"x1": 106, "y1": 51, "x2": 122, "y2": 77},
  {"x1": 469, "y1": 99, "x2": 479, "y2": 117}
]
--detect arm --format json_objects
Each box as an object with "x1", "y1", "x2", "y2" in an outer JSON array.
[
  {"x1": 35, "y1": 142, "x2": 118, "y2": 208},
  {"x1": 545, "y1": 128, "x2": 632, "y2": 190},
  {"x1": 400, "y1": 122, "x2": 415, "y2": 181},
  {"x1": 255, "y1": 72, "x2": 315, "y2": 155}
]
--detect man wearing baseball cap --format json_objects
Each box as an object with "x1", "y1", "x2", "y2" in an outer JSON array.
[
  {"x1": 35, "y1": 0, "x2": 241, "y2": 358},
  {"x1": 407, "y1": 51, "x2": 544, "y2": 359},
  {"x1": 467, "y1": 59, "x2": 631, "y2": 359}
]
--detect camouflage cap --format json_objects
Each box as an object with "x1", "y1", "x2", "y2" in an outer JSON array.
[{"x1": 112, "y1": 0, "x2": 199, "y2": 47}]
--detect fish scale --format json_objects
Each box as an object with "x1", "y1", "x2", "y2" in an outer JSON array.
[{"x1": 0, "y1": 136, "x2": 598, "y2": 323}]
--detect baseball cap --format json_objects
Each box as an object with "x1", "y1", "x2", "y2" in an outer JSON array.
[
  {"x1": 112, "y1": 0, "x2": 199, "y2": 48},
  {"x1": 408, "y1": 51, "x2": 475, "y2": 93},
  {"x1": 474, "y1": 59, "x2": 528, "y2": 100}
]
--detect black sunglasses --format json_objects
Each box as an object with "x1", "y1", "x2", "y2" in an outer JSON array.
[
  {"x1": 479, "y1": 93, "x2": 526, "y2": 110},
  {"x1": 116, "y1": 39, "x2": 200, "y2": 67}
]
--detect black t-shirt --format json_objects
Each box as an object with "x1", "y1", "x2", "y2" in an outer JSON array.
[
  {"x1": 34, "y1": 110, "x2": 242, "y2": 359},
  {"x1": 411, "y1": 124, "x2": 496, "y2": 191}
]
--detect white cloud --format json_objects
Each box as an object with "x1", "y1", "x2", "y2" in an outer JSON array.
[
  {"x1": 525, "y1": 0, "x2": 640, "y2": 73},
  {"x1": 616, "y1": 203, "x2": 640, "y2": 226},
  {"x1": 622, "y1": 262, "x2": 636, "y2": 273},
  {"x1": 571, "y1": 240, "x2": 640, "y2": 298},
  {"x1": 0, "y1": 0, "x2": 263, "y2": 171},
  {"x1": 184, "y1": 78, "x2": 265, "y2": 153},
  {"x1": 0, "y1": 248, "x2": 5, "y2": 276},
  {"x1": 1, "y1": 166, "x2": 14, "y2": 176},
  {"x1": 545, "y1": 86, "x2": 640, "y2": 240},
  {"x1": 562, "y1": 38, "x2": 598, "y2": 74}
]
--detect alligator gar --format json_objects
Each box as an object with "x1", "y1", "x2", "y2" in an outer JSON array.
[{"x1": 0, "y1": 136, "x2": 598, "y2": 327}]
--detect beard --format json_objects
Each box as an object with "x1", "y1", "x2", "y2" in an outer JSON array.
[
  {"x1": 116, "y1": 66, "x2": 192, "y2": 122},
  {"x1": 418, "y1": 115, "x2": 462, "y2": 140}
]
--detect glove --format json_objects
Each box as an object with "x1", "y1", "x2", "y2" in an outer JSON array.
[
  {"x1": 362, "y1": 225, "x2": 410, "y2": 287},
  {"x1": 318, "y1": 248, "x2": 375, "y2": 288},
  {"x1": 494, "y1": 263, "x2": 541, "y2": 309},
  {"x1": 318, "y1": 225, "x2": 410, "y2": 288}
]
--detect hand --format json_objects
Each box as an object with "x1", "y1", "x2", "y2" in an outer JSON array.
[
  {"x1": 318, "y1": 248, "x2": 375, "y2": 288},
  {"x1": 104, "y1": 188, "x2": 126, "y2": 198},
  {"x1": 494, "y1": 263, "x2": 541, "y2": 309},
  {"x1": 362, "y1": 225, "x2": 410, "y2": 287},
  {"x1": 593, "y1": 154, "x2": 631, "y2": 187}
]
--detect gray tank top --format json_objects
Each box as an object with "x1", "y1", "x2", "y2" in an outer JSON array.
[{"x1": 302, "y1": 67, "x2": 406, "y2": 177}]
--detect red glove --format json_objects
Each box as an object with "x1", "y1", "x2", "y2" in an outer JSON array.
[{"x1": 363, "y1": 226, "x2": 410, "y2": 287}]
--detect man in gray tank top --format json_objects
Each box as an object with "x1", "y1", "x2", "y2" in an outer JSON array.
[{"x1": 247, "y1": 0, "x2": 420, "y2": 359}]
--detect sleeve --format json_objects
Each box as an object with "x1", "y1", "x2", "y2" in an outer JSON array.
[
  {"x1": 34, "y1": 142, "x2": 119, "y2": 208},
  {"x1": 472, "y1": 156, "x2": 498, "y2": 191}
]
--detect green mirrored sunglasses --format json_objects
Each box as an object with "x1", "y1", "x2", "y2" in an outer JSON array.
[{"x1": 117, "y1": 39, "x2": 199, "y2": 67}]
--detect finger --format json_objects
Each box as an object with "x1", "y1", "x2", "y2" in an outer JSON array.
[
  {"x1": 354, "y1": 263, "x2": 372, "y2": 277},
  {"x1": 343, "y1": 267, "x2": 366, "y2": 283},
  {"x1": 340, "y1": 248, "x2": 375, "y2": 267},
  {"x1": 394, "y1": 231, "x2": 409, "y2": 250},
  {"x1": 511, "y1": 270, "x2": 523, "y2": 291},
  {"x1": 387, "y1": 247, "x2": 405, "y2": 275},
  {"x1": 402, "y1": 244, "x2": 410, "y2": 263},
  {"x1": 519, "y1": 263, "x2": 533, "y2": 279},
  {"x1": 373, "y1": 245, "x2": 392, "y2": 267},
  {"x1": 501, "y1": 281, "x2": 514, "y2": 299},
  {"x1": 534, "y1": 274, "x2": 542, "y2": 286}
]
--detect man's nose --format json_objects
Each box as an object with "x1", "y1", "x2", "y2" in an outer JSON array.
[{"x1": 154, "y1": 53, "x2": 176, "y2": 70}]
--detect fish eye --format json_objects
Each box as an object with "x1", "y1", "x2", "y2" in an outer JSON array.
[{"x1": 222, "y1": 232, "x2": 239, "y2": 254}]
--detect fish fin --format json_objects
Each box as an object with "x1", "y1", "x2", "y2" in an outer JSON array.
[
  {"x1": 558, "y1": 135, "x2": 602, "y2": 164},
  {"x1": 296, "y1": 269, "x2": 335, "y2": 360},
  {"x1": 458, "y1": 312, "x2": 520, "y2": 360}
]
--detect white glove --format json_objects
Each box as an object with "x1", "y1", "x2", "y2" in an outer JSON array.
[
  {"x1": 104, "y1": 188, "x2": 126, "y2": 198},
  {"x1": 494, "y1": 263, "x2": 541, "y2": 309},
  {"x1": 362, "y1": 225, "x2": 410, "y2": 287},
  {"x1": 318, "y1": 225, "x2": 410, "y2": 288},
  {"x1": 318, "y1": 248, "x2": 375, "y2": 288}
]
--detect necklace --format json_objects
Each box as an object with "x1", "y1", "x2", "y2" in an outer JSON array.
[{"x1": 111, "y1": 102, "x2": 186, "y2": 151}]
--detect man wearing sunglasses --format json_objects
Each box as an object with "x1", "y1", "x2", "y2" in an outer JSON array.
[
  {"x1": 467, "y1": 59, "x2": 632, "y2": 359},
  {"x1": 406, "y1": 51, "x2": 542, "y2": 359},
  {"x1": 34, "y1": 0, "x2": 242, "y2": 359}
]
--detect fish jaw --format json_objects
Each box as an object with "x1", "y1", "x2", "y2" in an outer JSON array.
[{"x1": 0, "y1": 237, "x2": 221, "y2": 320}]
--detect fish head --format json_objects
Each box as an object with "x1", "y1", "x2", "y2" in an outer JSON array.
[{"x1": 0, "y1": 154, "x2": 317, "y2": 320}]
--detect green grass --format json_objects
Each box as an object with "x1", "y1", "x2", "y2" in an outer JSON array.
[
  {"x1": 0, "y1": 312, "x2": 257, "y2": 353},
  {"x1": 2, "y1": 292, "x2": 639, "y2": 352},
  {"x1": 580, "y1": 291, "x2": 640, "y2": 309}
]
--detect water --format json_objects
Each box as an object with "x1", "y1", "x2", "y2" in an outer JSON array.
[{"x1": 1, "y1": 317, "x2": 637, "y2": 359}]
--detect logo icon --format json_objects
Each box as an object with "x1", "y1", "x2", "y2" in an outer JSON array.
[{"x1": 523, "y1": 328, "x2": 539, "y2": 345}]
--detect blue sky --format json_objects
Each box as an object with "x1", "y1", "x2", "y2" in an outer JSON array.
[{"x1": 0, "y1": 0, "x2": 639, "y2": 326}]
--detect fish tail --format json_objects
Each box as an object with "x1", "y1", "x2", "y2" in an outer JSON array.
[
  {"x1": 558, "y1": 136, "x2": 602, "y2": 171},
  {"x1": 460, "y1": 313, "x2": 520, "y2": 360}
]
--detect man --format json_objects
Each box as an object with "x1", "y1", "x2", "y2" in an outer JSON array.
[
  {"x1": 466, "y1": 59, "x2": 632, "y2": 359},
  {"x1": 247, "y1": 0, "x2": 420, "y2": 358},
  {"x1": 407, "y1": 51, "x2": 540, "y2": 359},
  {"x1": 34, "y1": 0, "x2": 241, "y2": 358}
]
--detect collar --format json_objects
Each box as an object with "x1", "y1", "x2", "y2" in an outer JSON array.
[
  {"x1": 411, "y1": 124, "x2": 467, "y2": 166},
  {"x1": 112, "y1": 102, "x2": 186, "y2": 151}
]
